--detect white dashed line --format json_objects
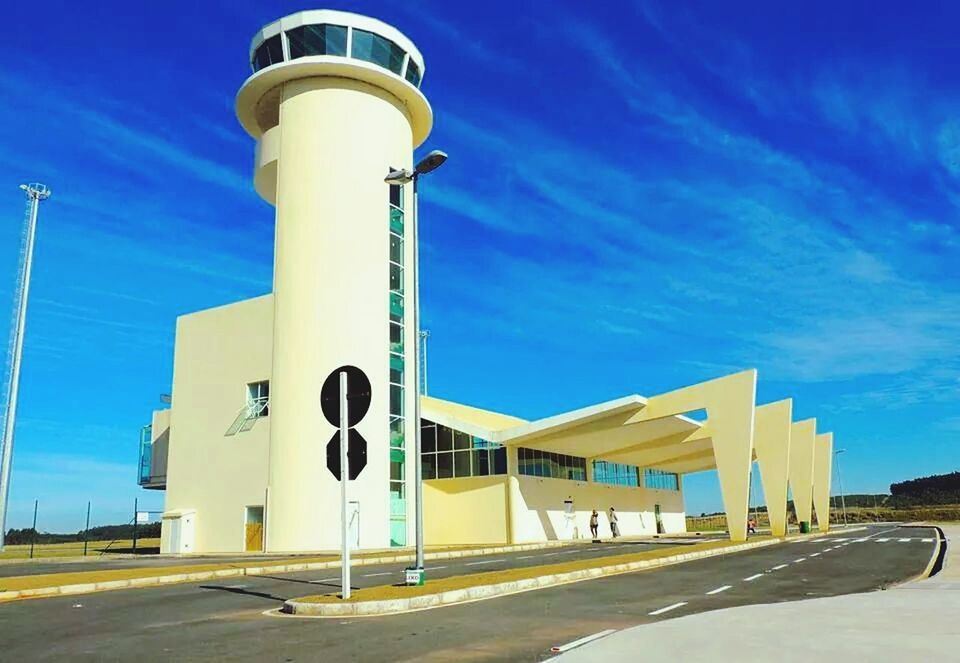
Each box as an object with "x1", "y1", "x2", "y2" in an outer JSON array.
[
  {"x1": 833, "y1": 538, "x2": 849, "y2": 542},
  {"x1": 922, "y1": 538, "x2": 935, "y2": 543},
  {"x1": 876, "y1": 538, "x2": 891, "y2": 543},
  {"x1": 810, "y1": 553, "x2": 820, "y2": 557},
  {"x1": 431, "y1": 566, "x2": 447, "y2": 570},
  {"x1": 649, "y1": 602, "x2": 687, "y2": 616},
  {"x1": 541, "y1": 552, "x2": 560, "y2": 557},
  {"x1": 771, "y1": 564, "x2": 789, "y2": 571},
  {"x1": 310, "y1": 577, "x2": 339, "y2": 583},
  {"x1": 854, "y1": 538, "x2": 870, "y2": 542},
  {"x1": 898, "y1": 538, "x2": 911, "y2": 542},
  {"x1": 363, "y1": 572, "x2": 392, "y2": 577},
  {"x1": 794, "y1": 558, "x2": 806, "y2": 563},
  {"x1": 550, "y1": 630, "x2": 618, "y2": 653},
  {"x1": 516, "y1": 555, "x2": 534, "y2": 559},
  {"x1": 465, "y1": 559, "x2": 499, "y2": 566},
  {"x1": 743, "y1": 573, "x2": 764, "y2": 581},
  {"x1": 706, "y1": 585, "x2": 732, "y2": 595}
]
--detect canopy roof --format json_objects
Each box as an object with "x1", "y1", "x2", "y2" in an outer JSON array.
[{"x1": 422, "y1": 394, "x2": 718, "y2": 475}]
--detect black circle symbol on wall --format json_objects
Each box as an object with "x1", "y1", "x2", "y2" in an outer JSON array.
[{"x1": 320, "y1": 365, "x2": 371, "y2": 427}]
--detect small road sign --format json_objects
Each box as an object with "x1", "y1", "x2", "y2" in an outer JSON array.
[
  {"x1": 326, "y1": 428, "x2": 368, "y2": 481},
  {"x1": 321, "y1": 365, "x2": 371, "y2": 427}
]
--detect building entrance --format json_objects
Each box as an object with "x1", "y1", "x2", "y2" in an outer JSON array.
[{"x1": 245, "y1": 506, "x2": 264, "y2": 552}]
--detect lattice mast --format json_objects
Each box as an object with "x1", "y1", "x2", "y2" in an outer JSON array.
[{"x1": 0, "y1": 183, "x2": 50, "y2": 549}]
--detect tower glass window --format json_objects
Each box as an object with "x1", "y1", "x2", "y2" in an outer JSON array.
[
  {"x1": 352, "y1": 29, "x2": 406, "y2": 75},
  {"x1": 405, "y1": 59, "x2": 422, "y2": 87},
  {"x1": 252, "y1": 35, "x2": 284, "y2": 72},
  {"x1": 286, "y1": 24, "x2": 348, "y2": 58}
]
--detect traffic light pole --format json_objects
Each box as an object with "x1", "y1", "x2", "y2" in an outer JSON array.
[{"x1": 339, "y1": 370, "x2": 351, "y2": 600}]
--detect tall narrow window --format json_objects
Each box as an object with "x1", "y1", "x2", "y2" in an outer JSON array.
[{"x1": 388, "y1": 180, "x2": 406, "y2": 546}]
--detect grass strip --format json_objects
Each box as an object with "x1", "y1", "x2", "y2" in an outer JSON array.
[
  {"x1": 293, "y1": 537, "x2": 776, "y2": 604},
  {"x1": 0, "y1": 542, "x2": 552, "y2": 592}
]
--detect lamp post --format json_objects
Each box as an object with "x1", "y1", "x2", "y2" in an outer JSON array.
[
  {"x1": 419, "y1": 330, "x2": 430, "y2": 396},
  {"x1": 834, "y1": 448, "x2": 848, "y2": 527},
  {"x1": 385, "y1": 150, "x2": 447, "y2": 574}
]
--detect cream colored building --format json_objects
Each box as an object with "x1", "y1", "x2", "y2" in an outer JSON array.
[{"x1": 137, "y1": 9, "x2": 834, "y2": 554}]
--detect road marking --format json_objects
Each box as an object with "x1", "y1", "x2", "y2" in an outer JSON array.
[
  {"x1": 465, "y1": 559, "x2": 499, "y2": 566},
  {"x1": 706, "y1": 585, "x2": 732, "y2": 595},
  {"x1": 771, "y1": 564, "x2": 789, "y2": 571},
  {"x1": 431, "y1": 566, "x2": 447, "y2": 570},
  {"x1": 876, "y1": 538, "x2": 891, "y2": 542},
  {"x1": 922, "y1": 538, "x2": 935, "y2": 543},
  {"x1": 794, "y1": 558, "x2": 806, "y2": 563},
  {"x1": 517, "y1": 555, "x2": 534, "y2": 559},
  {"x1": 541, "y1": 552, "x2": 560, "y2": 557},
  {"x1": 898, "y1": 538, "x2": 912, "y2": 542},
  {"x1": 310, "y1": 577, "x2": 339, "y2": 583},
  {"x1": 833, "y1": 538, "x2": 849, "y2": 542},
  {"x1": 550, "y1": 629, "x2": 618, "y2": 653},
  {"x1": 363, "y1": 572, "x2": 392, "y2": 577},
  {"x1": 744, "y1": 573, "x2": 764, "y2": 581},
  {"x1": 649, "y1": 602, "x2": 687, "y2": 616},
  {"x1": 854, "y1": 537, "x2": 870, "y2": 542},
  {"x1": 810, "y1": 553, "x2": 820, "y2": 557}
]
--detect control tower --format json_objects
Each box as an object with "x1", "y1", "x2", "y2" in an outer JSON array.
[{"x1": 236, "y1": 10, "x2": 432, "y2": 552}]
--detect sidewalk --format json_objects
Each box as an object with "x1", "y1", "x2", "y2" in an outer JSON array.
[{"x1": 556, "y1": 523, "x2": 958, "y2": 662}]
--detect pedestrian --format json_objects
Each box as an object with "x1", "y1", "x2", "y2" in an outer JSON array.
[
  {"x1": 608, "y1": 506, "x2": 620, "y2": 538},
  {"x1": 747, "y1": 517, "x2": 757, "y2": 535},
  {"x1": 590, "y1": 509, "x2": 599, "y2": 540}
]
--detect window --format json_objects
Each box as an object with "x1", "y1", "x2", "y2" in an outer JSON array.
[
  {"x1": 247, "y1": 380, "x2": 269, "y2": 417},
  {"x1": 252, "y1": 35, "x2": 284, "y2": 72},
  {"x1": 518, "y1": 447, "x2": 586, "y2": 481},
  {"x1": 405, "y1": 59, "x2": 422, "y2": 87},
  {"x1": 593, "y1": 460, "x2": 640, "y2": 487},
  {"x1": 420, "y1": 419, "x2": 507, "y2": 479},
  {"x1": 388, "y1": 180, "x2": 406, "y2": 546},
  {"x1": 286, "y1": 24, "x2": 347, "y2": 59},
  {"x1": 644, "y1": 468, "x2": 680, "y2": 491},
  {"x1": 352, "y1": 29, "x2": 406, "y2": 75}
]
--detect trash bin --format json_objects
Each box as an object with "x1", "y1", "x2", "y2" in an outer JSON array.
[{"x1": 799, "y1": 521, "x2": 810, "y2": 534}]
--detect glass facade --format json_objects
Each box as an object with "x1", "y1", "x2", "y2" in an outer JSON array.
[
  {"x1": 351, "y1": 29, "x2": 406, "y2": 75},
  {"x1": 388, "y1": 182, "x2": 406, "y2": 546},
  {"x1": 644, "y1": 468, "x2": 680, "y2": 491},
  {"x1": 252, "y1": 35, "x2": 284, "y2": 72},
  {"x1": 249, "y1": 23, "x2": 423, "y2": 88},
  {"x1": 286, "y1": 24, "x2": 347, "y2": 59},
  {"x1": 518, "y1": 447, "x2": 587, "y2": 481},
  {"x1": 137, "y1": 424, "x2": 153, "y2": 486},
  {"x1": 420, "y1": 419, "x2": 507, "y2": 479},
  {"x1": 593, "y1": 460, "x2": 640, "y2": 487}
]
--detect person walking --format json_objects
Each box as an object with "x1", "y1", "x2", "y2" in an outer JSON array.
[
  {"x1": 590, "y1": 509, "x2": 599, "y2": 540},
  {"x1": 608, "y1": 506, "x2": 620, "y2": 538},
  {"x1": 747, "y1": 517, "x2": 757, "y2": 535}
]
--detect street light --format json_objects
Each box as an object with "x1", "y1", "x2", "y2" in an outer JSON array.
[
  {"x1": 834, "y1": 448, "x2": 848, "y2": 527},
  {"x1": 385, "y1": 150, "x2": 448, "y2": 576}
]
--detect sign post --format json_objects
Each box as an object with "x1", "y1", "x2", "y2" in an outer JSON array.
[{"x1": 339, "y1": 370, "x2": 351, "y2": 600}]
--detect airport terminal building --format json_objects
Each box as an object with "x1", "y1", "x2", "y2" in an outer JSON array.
[{"x1": 137, "y1": 9, "x2": 835, "y2": 555}]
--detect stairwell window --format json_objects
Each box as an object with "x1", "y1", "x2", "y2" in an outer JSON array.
[{"x1": 247, "y1": 381, "x2": 270, "y2": 417}]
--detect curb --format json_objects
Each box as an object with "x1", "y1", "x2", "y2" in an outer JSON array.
[
  {"x1": 0, "y1": 540, "x2": 569, "y2": 603},
  {"x1": 282, "y1": 538, "x2": 786, "y2": 617}
]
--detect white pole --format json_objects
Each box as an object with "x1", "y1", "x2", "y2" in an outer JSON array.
[
  {"x1": 339, "y1": 370, "x2": 351, "y2": 599},
  {"x1": 0, "y1": 185, "x2": 47, "y2": 549},
  {"x1": 412, "y1": 176, "x2": 425, "y2": 570}
]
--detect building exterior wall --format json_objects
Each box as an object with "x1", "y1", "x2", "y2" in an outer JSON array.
[
  {"x1": 265, "y1": 77, "x2": 416, "y2": 552},
  {"x1": 161, "y1": 296, "x2": 273, "y2": 553},
  {"x1": 508, "y1": 474, "x2": 686, "y2": 543},
  {"x1": 423, "y1": 476, "x2": 510, "y2": 546}
]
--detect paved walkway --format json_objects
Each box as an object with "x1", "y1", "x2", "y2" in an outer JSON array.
[{"x1": 557, "y1": 523, "x2": 958, "y2": 662}]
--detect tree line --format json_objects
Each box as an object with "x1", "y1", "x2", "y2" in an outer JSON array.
[
  {"x1": 4, "y1": 522, "x2": 161, "y2": 545},
  {"x1": 890, "y1": 471, "x2": 960, "y2": 505}
]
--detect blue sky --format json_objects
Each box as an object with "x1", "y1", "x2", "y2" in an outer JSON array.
[{"x1": 1, "y1": 1, "x2": 958, "y2": 531}]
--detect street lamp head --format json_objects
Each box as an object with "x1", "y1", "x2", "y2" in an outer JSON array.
[
  {"x1": 414, "y1": 150, "x2": 448, "y2": 175},
  {"x1": 384, "y1": 168, "x2": 415, "y2": 185}
]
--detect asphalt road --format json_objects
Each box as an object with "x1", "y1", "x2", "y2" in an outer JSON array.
[{"x1": 0, "y1": 525, "x2": 934, "y2": 662}]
